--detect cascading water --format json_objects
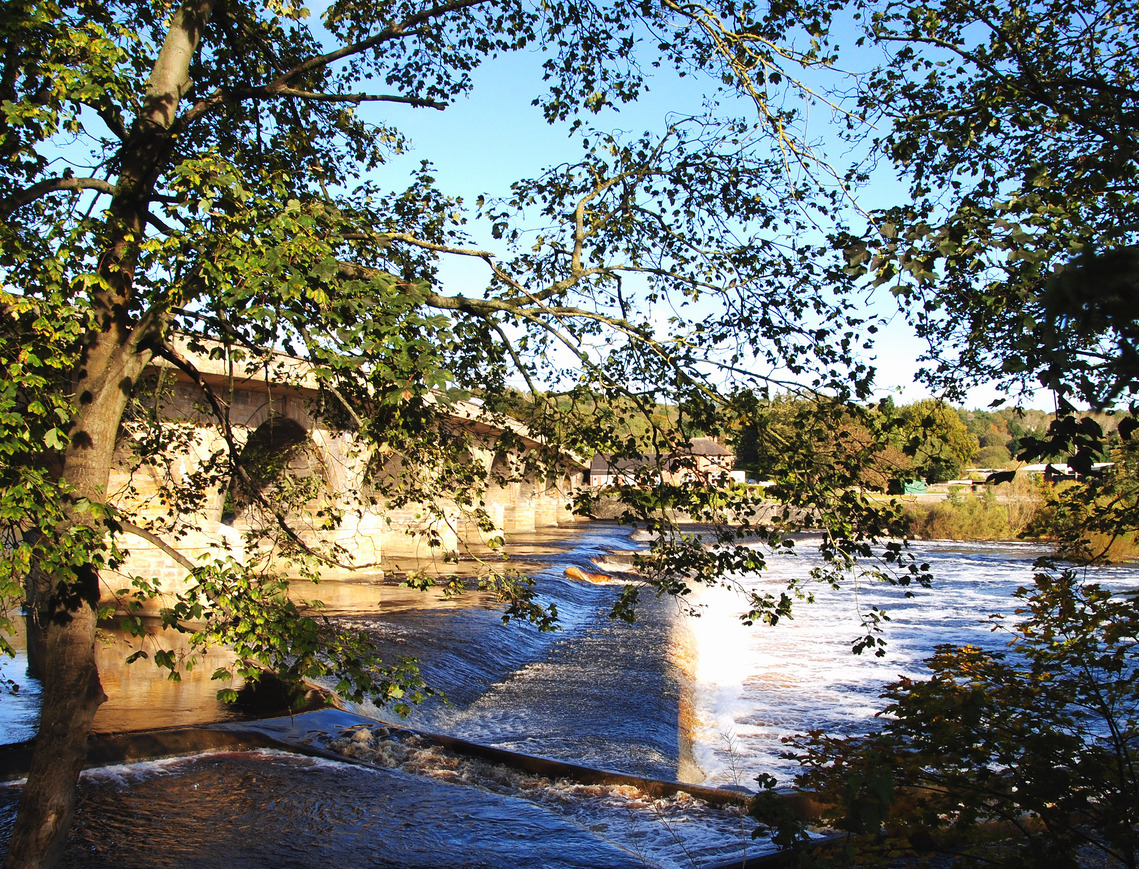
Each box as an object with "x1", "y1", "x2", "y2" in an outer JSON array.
[
  {"x1": 349, "y1": 532, "x2": 1139, "y2": 791},
  {"x1": 4, "y1": 524, "x2": 1139, "y2": 867},
  {"x1": 349, "y1": 541, "x2": 690, "y2": 781}
]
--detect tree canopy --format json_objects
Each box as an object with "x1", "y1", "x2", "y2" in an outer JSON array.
[
  {"x1": 0, "y1": 0, "x2": 919, "y2": 864},
  {"x1": 4, "y1": 0, "x2": 1137, "y2": 864},
  {"x1": 842, "y1": 0, "x2": 1139, "y2": 430}
]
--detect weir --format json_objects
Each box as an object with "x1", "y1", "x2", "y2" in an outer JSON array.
[
  {"x1": 7, "y1": 530, "x2": 1139, "y2": 867},
  {"x1": 1, "y1": 524, "x2": 801, "y2": 867}
]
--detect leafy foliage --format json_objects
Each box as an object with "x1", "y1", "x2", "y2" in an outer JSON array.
[
  {"x1": 788, "y1": 567, "x2": 1139, "y2": 868},
  {"x1": 842, "y1": 0, "x2": 1139, "y2": 466},
  {"x1": 0, "y1": 0, "x2": 937, "y2": 860},
  {"x1": 0, "y1": 293, "x2": 92, "y2": 653},
  {"x1": 888, "y1": 399, "x2": 976, "y2": 483},
  {"x1": 1027, "y1": 437, "x2": 1139, "y2": 564}
]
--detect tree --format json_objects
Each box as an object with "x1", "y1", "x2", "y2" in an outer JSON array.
[
  {"x1": 841, "y1": 0, "x2": 1139, "y2": 465},
  {"x1": 975, "y1": 443, "x2": 1012, "y2": 468},
  {"x1": 766, "y1": 1, "x2": 1139, "y2": 863},
  {"x1": 0, "y1": 1, "x2": 913, "y2": 865},
  {"x1": 889, "y1": 399, "x2": 977, "y2": 483},
  {"x1": 728, "y1": 392, "x2": 915, "y2": 492},
  {"x1": 1027, "y1": 437, "x2": 1139, "y2": 564}
]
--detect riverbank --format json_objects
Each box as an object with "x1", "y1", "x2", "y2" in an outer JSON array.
[
  {"x1": 888, "y1": 482, "x2": 1139, "y2": 563},
  {"x1": 892, "y1": 483, "x2": 1045, "y2": 542},
  {"x1": 583, "y1": 480, "x2": 1034, "y2": 539}
]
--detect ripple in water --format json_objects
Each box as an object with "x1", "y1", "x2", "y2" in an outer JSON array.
[{"x1": 0, "y1": 749, "x2": 766, "y2": 868}]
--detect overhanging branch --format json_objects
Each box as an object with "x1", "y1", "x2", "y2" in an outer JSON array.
[
  {"x1": 0, "y1": 177, "x2": 117, "y2": 219},
  {"x1": 117, "y1": 520, "x2": 198, "y2": 572},
  {"x1": 234, "y1": 87, "x2": 446, "y2": 109}
]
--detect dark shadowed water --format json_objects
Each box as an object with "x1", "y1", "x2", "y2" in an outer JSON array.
[{"x1": 0, "y1": 750, "x2": 661, "y2": 868}]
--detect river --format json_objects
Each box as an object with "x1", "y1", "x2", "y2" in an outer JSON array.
[{"x1": 3, "y1": 523, "x2": 1138, "y2": 867}]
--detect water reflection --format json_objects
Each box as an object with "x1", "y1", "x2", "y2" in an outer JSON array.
[
  {"x1": 0, "y1": 523, "x2": 640, "y2": 743},
  {"x1": 1, "y1": 612, "x2": 251, "y2": 742},
  {"x1": 0, "y1": 616, "x2": 41, "y2": 745}
]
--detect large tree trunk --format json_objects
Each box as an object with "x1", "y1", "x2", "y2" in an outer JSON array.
[
  {"x1": 3, "y1": 571, "x2": 104, "y2": 869},
  {"x1": 3, "y1": 327, "x2": 157, "y2": 869},
  {"x1": 2, "y1": 3, "x2": 214, "y2": 865},
  {"x1": 3, "y1": 384, "x2": 131, "y2": 868}
]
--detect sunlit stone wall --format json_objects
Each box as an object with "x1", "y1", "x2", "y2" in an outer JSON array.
[{"x1": 105, "y1": 346, "x2": 584, "y2": 614}]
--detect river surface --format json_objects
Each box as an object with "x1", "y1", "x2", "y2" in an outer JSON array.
[{"x1": 3, "y1": 523, "x2": 1139, "y2": 867}]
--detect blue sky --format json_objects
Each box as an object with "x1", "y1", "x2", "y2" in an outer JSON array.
[{"x1": 355, "y1": 37, "x2": 1050, "y2": 411}]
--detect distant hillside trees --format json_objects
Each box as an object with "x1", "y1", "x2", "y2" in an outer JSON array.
[{"x1": 732, "y1": 395, "x2": 977, "y2": 487}]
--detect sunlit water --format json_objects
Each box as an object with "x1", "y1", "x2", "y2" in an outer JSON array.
[
  {"x1": 354, "y1": 533, "x2": 1139, "y2": 788},
  {"x1": 680, "y1": 539, "x2": 1139, "y2": 784},
  {"x1": 4, "y1": 525, "x2": 1139, "y2": 866}
]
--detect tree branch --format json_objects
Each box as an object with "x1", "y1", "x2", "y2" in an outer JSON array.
[
  {"x1": 152, "y1": 339, "x2": 378, "y2": 572},
  {"x1": 874, "y1": 27, "x2": 1125, "y2": 148},
  {"x1": 268, "y1": 0, "x2": 493, "y2": 93},
  {"x1": 117, "y1": 520, "x2": 198, "y2": 572},
  {"x1": 234, "y1": 87, "x2": 446, "y2": 109},
  {"x1": 0, "y1": 177, "x2": 116, "y2": 219},
  {"x1": 294, "y1": 322, "x2": 368, "y2": 431},
  {"x1": 182, "y1": 0, "x2": 496, "y2": 130},
  {"x1": 87, "y1": 103, "x2": 129, "y2": 142}
]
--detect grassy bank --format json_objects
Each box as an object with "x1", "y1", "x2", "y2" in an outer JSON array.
[
  {"x1": 900, "y1": 479, "x2": 1139, "y2": 563},
  {"x1": 583, "y1": 480, "x2": 1138, "y2": 563},
  {"x1": 901, "y1": 481, "x2": 1044, "y2": 542}
]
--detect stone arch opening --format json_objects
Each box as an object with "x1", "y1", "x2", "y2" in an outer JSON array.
[
  {"x1": 229, "y1": 416, "x2": 326, "y2": 519},
  {"x1": 361, "y1": 447, "x2": 408, "y2": 507},
  {"x1": 487, "y1": 451, "x2": 515, "y2": 493}
]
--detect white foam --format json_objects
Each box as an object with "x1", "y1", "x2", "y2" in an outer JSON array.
[{"x1": 680, "y1": 541, "x2": 1139, "y2": 787}]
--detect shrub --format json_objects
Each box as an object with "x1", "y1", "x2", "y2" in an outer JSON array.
[
  {"x1": 1027, "y1": 442, "x2": 1139, "y2": 564},
  {"x1": 902, "y1": 479, "x2": 1045, "y2": 540},
  {"x1": 784, "y1": 567, "x2": 1139, "y2": 868}
]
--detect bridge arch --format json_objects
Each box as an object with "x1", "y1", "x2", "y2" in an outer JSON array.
[{"x1": 229, "y1": 415, "x2": 329, "y2": 520}]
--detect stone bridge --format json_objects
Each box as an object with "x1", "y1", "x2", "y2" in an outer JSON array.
[{"x1": 108, "y1": 340, "x2": 585, "y2": 610}]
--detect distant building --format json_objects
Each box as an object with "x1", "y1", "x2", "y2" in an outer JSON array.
[
  {"x1": 588, "y1": 453, "x2": 660, "y2": 488},
  {"x1": 972, "y1": 462, "x2": 1115, "y2": 483},
  {"x1": 1016, "y1": 462, "x2": 1114, "y2": 481},
  {"x1": 589, "y1": 437, "x2": 745, "y2": 488}
]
